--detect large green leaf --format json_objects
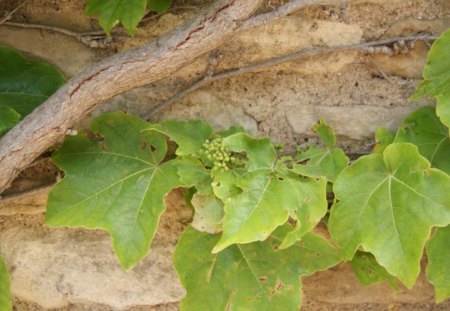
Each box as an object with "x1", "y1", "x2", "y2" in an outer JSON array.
[
  {"x1": 350, "y1": 251, "x2": 398, "y2": 289},
  {"x1": 148, "y1": 0, "x2": 173, "y2": 13},
  {"x1": 0, "y1": 46, "x2": 66, "y2": 136},
  {"x1": 213, "y1": 168, "x2": 327, "y2": 253},
  {"x1": 174, "y1": 226, "x2": 340, "y2": 311},
  {"x1": 328, "y1": 143, "x2": 450, "y2": 288},
  {"x1": 46, "y1": 112, "x2": 183, "y2": 269},
  {"x1": 173, "y1": 156, "x2": 212, "y2": 193},
  {"x1": 394, "y1": 106, "x2": 450, "y2": 174},
  {"x1": 426, "y1": 226, "x2": 450, "y2": 303},
  {"x1": 85, "y1": 0, "x2": 147, "y2": 35},
  {"x1": 411, "y1": 29, "x2": 450, "y2": 131},
  {"x1": 276, "y1": 168, "x2": 328, "y2": 249},
  {"x1": 0, "y1": 106, "x2": 20, "y2": 137},
  {"x1": 0, "y1": 257, "x2": 12, "y2": 311},
  {"x1": 146, "y1": 120, "x2": 213, "y2": 156}
]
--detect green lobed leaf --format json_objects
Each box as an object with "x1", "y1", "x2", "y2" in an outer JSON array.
[
  {"x1": 85, "y1": 0, "x2": 147, "y2": 36},
  {"x1": 148, "y1": 0, "x2": 173, "y2": 14},
  {"x1": 328, "y1": 143, "x2": 450, "y2": 287},
  {"x1": 350, "y1": 251, "x2": 398, "y2": 289},
  {"x1": 191, "y1": 192, "x2": 224, "y2": 234},
  {"x1": 394, "y1": 106, "x2": 450, "y2": 174},
  {"x1": 213, "y1": 168, "x2": 327, "y2": 253},
  {"x1": 146, "y1": 120, "x2": 213, "y2": 156},
  {"x1": 293, "y1": 146, "x2": 349, "y2": 183},
  {"x1": 46, "y1": 112, "x2": 184, "y2": 269},
  {"x1": 276, "y1": 167, "x2": 328, "y2": 249},
  {"x1": 426, "y1": 225, "x2": 450, "y2": 303},
  {"x1": 174, "y1": 226, "x2": 341, "y2": 311},
  {"x1": 0, "y1": 106, "x2": 20, "y2": 137},
  {"x1": 211, "y1": 168, "x2": 244, "y2": 201},
  {"x1": 411, "y1": 29, "x2": 450, "y2": 131},
  {"x1": 0, "y1": 256, "x2": 12, "y2": 311},
  {"x1": 173, "y1": 156, "x2": 212, "y2": 193},
  {"x1": 0, "y1": 46, "x2": 66, "y2": 136},
  {"x1": 373, "y1": 128, "x2": 395, "y2": 155},
  {"x1": 222, "y1": 133, "x2": 276, "y2": 171},
  {"x1": 312, "y1": 118, "x2": 336, "y2": 148}
]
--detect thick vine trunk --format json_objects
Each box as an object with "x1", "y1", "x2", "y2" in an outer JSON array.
[{"x1": 0, "y1": 0, "x2": 265, "y2": 193}]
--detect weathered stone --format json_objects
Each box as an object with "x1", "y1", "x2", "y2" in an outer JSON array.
[
  {"x1": 286, "y1": 102, "x2": 424, "y2": 140},
  {"x1": 0, "y1": 227, "x2": 185, "y2": 310}
]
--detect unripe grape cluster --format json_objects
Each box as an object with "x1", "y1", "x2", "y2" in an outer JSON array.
[{"x1": 202, "y1": 137, "x2": 236, "y2": 171}]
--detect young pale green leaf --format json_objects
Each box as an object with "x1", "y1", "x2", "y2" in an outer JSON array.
[
  {"x1": 426, "y1": 226, "x2": 450, "y2": 303},
  {"x1": 0, "y1": 106, "x2": 20, "y2": 137},
  {"x1": 213, "y1": 169, "x2": 327, "y2": 253},
  {"x1": 373, "y1": 128, "x2": 395, "y2": 155},
  {"x1": 0, "y1": 46, "x2": 66, "y2": 135},
  {"x1": 0, "y1": 257, "x2": 12, "y2": 311},
  {"x1": 293, "y1": 146, "x2": 349, "y2": 182},
  {"x1": 276, "y1": 168, "x2": 328, "y2": 249},
  {"x1": 172, "y1": 156, "x2": 212, "y2": 193},
  {"x1": 329, "y1": 143, "x2": 450, "y2": 288},
  {"x1": 312, "y1": 118, "x2": 336, "y2": 148},
  {"x1": 146, "y1": 120, "x2": 213, "y2": 156},
  {"x1": 211, "y1": 168, "x2": 244, "y2": 201},
  {"x1": 191, "y1": 193, "x2": 224, "y2": 234},
  {"x1": 350, "y1": 251, "x2": 398, "y2": 289},
  {"x1": 215, "y1": 125, "x2": 246, "y2": 138},
  {"x1": 46, "y1": 112, "x2": 184, "y2": 269},
  {"x1": 85, "y1": 0, "x2": 147, "y2": 36},
  {"x1": 148, "y1": 0, "x2": 173, "y2": 13},
  {"x1": 411, "y1": 29, "x2": 450, "y2": 131},
  {"x1": 394, "y1": 106, "x2": 450, "y2": 174},
  {"x1": 174, "y1": 226, "x2": 340, "y2": 311},
  {"x1": 222, "y1": 133, "x2": 276, "y2": 171}
]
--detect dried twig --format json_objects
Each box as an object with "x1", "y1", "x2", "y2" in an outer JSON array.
[
  {"x1": 145, "y1": 34, "x2": 438, "y2": 117},
  {"x1": 242, "y1": 0, "x2": 342, "y2": 30},
  {"x1": 0, "y1": 0, "x2": 29, "y2": 26}
]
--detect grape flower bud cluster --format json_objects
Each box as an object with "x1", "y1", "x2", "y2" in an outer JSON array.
[{"x1": 202, "y1": 137, "x2": 236, "y2": 171}]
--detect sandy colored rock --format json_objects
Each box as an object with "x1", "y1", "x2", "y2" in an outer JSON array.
[{"x1": 0, "y1": 227, "x2": 185, "y2": 310}]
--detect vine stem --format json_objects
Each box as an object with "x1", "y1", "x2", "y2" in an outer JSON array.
[{"x1": 145, "y1": 34, "x2": 438, "y2": 118}]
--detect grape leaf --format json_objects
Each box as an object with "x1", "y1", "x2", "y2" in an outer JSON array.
[
  {"x1": 411, "y1": 29, "x2": 450, "y2": 131},
  {"x1": 146, "y1": 120, "x2": 213, "y2": 156},
  {"x1": 328, "y1": 143, "x2": 450, "y2": 288},
  {"x1": 312, "y1": 118, "x2": 336, "y2": 148},
  {"x1": 85, "y1": 0, "x2": 147, "y2": 36},
  {"x1": 211, "y1": 168, "x2": 244, "y2": 201},
  {"x1": 46, "y1": 112, "x2": 184, "y2": 269},
  {"x1": 0, "y1": 46, "x2": 66, "y2": 136},
  {"x1": 191, "y1": 192, "x2": 224, "y2": 234},
  {"x1": 350, "y1": 251, "x2": 398, "y2": 289},
  {"x1": 426, "y1": 226, "x2": 450, "y2": 303},
  {"x1": 394, "y1": 106, "x2": 450, "y2": 174},
  {"x1": 0, "y1": 106, "x2": 20, "y2": 137},
  {"x1": 373, "y1": 128, "x2": 395, "y2": 154},
  {"x1": 148, "y1": 0, "x2": 173, "y2": 14},
  {"x1": 293, "y1": 146, "x2": 348, "y2": 183},
  {"x1": 0, "y1": 256, "x2": 12, "y2": 311},
  {"x1": 173, "y1": 156, "x2": 212, "y2": 193},
  {"x1": 174, "y1": 226, "x2": 340, "y2": 311},
  {"x1": 213, "y1": 168, "x2": 327, "y2": 253},
  {"x1": 276, "y1": 168, "x2": 328, "y2": 249},
  {"x1": 223, "y1": 133, "x2": 276, "y2": 171}
]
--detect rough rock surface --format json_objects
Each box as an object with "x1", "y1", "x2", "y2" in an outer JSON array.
[{"x1": 0, "y1": 227, "x2": 185, "y2": 310}]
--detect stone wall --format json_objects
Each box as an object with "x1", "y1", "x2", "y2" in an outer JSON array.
[{"x1": 0, "y1": 0, "x2": 450, "y2": 310}]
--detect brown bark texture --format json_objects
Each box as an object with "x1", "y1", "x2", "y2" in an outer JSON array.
[{"x1": 0, "y1": 0, "x2": 265, "y2": 193}]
